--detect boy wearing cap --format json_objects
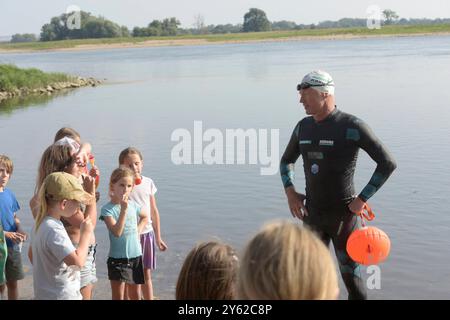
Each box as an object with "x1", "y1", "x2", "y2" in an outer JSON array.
[
  {"x1": 0, "y1": 155, "x2": 27, "y2": 300},
  {"x1": 280, "y1": 70, "x2": 397, "y2": 300},
  {"x1": 29, "y1": 172, "x2": 94, "y2": 300}
]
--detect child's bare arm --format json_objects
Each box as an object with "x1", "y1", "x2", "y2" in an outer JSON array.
[
  {"x1": 29, "y1": 195, "x2": 39, "y2": 219},
  {"x1": 81, "y1": 175, "x2": 97, "y2": 228},
  {"x1": 137, "y1": 209, "x2": 149, "y2": 235},
  {"x1": 150, "y1": 195, "x2": 167, "y2": 251},
  {"x1": 84, "y1": 204, "x2": 97, "y2": 229},
  {"x1": 103, "y1": 210, "x2": 127, "y2": 237},
  {"x1": 63, "y1": 217, "x2": 93, "y2": 267},
  {"x1": 14, "y1": 214, "x2": 28, "y2": 240}
]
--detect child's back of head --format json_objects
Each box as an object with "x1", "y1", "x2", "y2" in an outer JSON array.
[
  {"x1": 54, "y1": 127, "x2": 81, "y2": 143},
  {"x1": 238, "y1": 220, "x2": 339, "y2": 300},
  {"x1": 176, "y1": 241, "x2": 238, "y2": 300}
]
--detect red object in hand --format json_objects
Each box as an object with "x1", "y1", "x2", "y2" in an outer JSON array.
[
  {"x1": 95, "y1": 175, "x2": 100, "y2": 188},
  {"x1": 88, "y1": 154, "x2": 95, "y2": 168},
  {"x1": 135, "y1": 176, "x2": 142, "y2": 185}
]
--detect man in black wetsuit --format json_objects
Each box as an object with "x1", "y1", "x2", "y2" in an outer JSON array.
[{"x1": 280, "y1": 70, "x2": 396, "y2": 300}]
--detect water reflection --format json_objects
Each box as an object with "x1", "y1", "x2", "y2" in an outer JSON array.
[{"x1": 0, "y1": 89, "x2": 75, "y2": 115}]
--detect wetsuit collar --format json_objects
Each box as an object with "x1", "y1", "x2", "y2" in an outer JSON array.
[{"x1": 316, "y1": 106, "x2": 339, "y2": 124}]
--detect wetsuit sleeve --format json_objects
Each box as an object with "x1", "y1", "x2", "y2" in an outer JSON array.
[
  {"x1": 353, "y1": 120, "x2": 397, "y2": 202},
  {"x1": 280, "y1": 122, "x2": 301, "y2": 189}
]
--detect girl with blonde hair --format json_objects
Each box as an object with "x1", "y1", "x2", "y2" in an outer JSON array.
[
  {"x1": 28, "y1": 172, "x2": 94, "y2": 300},
  {"x1": 176, "y1": 241, "x2": 238, "y2": 300},
  {"x1": 238, "y1": 220, "x2": 339, "y2": 300},
  {"x1": 100, "y1": 167, "x2": 148, "y2": 300}
]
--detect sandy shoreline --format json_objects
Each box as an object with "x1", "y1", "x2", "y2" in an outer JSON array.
[
  {"x1": 16, "y1": 275, "x2": 172, "y2": 300},
  {"x1": 1, "y1": 32, "x2": 450, "y2": 54}
]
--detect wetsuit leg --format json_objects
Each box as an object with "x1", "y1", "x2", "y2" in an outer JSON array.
[
  {"x1": 330, "y1": 207, "x2": 367, "y2": 300},
  {"x1": 303, "y1": 208, "x2": 332, "y2": 250}
]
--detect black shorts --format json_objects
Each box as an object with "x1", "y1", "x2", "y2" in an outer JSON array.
[{"x1": 107, "y1": 256, "x2": 145, "y2": 285}]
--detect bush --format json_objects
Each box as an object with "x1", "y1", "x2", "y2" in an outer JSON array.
[{"x1": 0, "y1": 64, "x2": 73, "y2": 91}]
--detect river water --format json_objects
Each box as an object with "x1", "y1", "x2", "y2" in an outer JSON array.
[{"x1": 1, "y1": 35, "x2": 450, "y2": 299}]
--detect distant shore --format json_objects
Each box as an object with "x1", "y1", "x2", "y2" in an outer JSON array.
[{"x1": 1, "y1": 25, "x2": 450, "y2": 54}]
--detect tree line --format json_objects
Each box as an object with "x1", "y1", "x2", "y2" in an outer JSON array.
[{"x1": 9, "y1": 8, "x2": 450, "y2": 43}]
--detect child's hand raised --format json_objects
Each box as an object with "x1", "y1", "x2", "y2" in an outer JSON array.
[
  {"x1": 81, "y1": 175, "x2": 96, "y2": 196},
  {"x1": 89, "y1": 166, "x2": 100, "y2": 183},
  {"x1": 80, "y1": 217, "x2": 94, "y2": 235},
  {"x1": 120, "y1": 194, "x2": 129, "y2": 211}
]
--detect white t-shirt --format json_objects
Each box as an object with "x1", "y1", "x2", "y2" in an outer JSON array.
[
  {"x1": 31, "y1": 216, "x2": 82, "y2": 300},
  {"x1": 128, "y1": 176, "x2": 157, "y2": 234}
]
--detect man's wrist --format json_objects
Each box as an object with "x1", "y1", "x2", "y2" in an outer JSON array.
[
  {"x1": 285, "y1": 186, "x2": 296, "y2": 195},
  {"x1": 356, "y1": 195, "x2": 367, "y2": 203}
]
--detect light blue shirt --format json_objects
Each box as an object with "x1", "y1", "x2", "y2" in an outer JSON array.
[{"x1": 100, "y1": 201, "x2": 142, "y2": 259}]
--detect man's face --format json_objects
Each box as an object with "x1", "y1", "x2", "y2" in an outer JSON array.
[{"x1": 299, "y1": 88, "x2": 325, "y2": 115}]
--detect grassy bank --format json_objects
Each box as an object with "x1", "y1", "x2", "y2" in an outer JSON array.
[
  {"x1": 0, "y1": 64, "x2": 101, "y2": 104},
  {"x1": 1, "y1": 24, "x2": 450, "y2": 52},
  {"x1": 0, "y1": 64, "x2": 74, "y2": 91}
]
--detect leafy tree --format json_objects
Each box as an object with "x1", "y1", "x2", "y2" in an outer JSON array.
[
  {"x1": 161, "y1": 17, "x2": 181, "y2": 36},
  {"x1": 120, "y1": 26, "x2": 130, "y2": 37},
  {"x1": 211, "y1": 24, "x2": 242, "y2": 34},
  {"x1": 383, "y1": 9, "x2": 399, "y2": 25},
  {"x1": 271, "y1": 20, "x2": 297, "y2": 31},
  {"x1": 132, "y1": 18, "x2": 180, "y2": 37},
  {"x1": 39, "y1": 11, "x2": 123, "y2": 41},
  {"x1": 11, "y1": 33, "x2": 37, "y2": 43},
  {"x1": 243, "y1": 8, "x2": 271, "y2": 32}
]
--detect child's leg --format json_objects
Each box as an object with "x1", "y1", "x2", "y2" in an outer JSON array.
[
  {"x1": 80, "y1": 284, "x2": 93, "y2": 300},
  {"x1": 6, "y1": 280, "x2": 18, "y2": 300},
  {"x1": 79, "y1": 244, "x2": 97, "y2": 300},
  {"x1": 140, "y1": 232, "x2": 156, "y2": 300},
  {"x1": 124, "y1": 283, "x2": 130, "y2": 300},
  {"x1": 4, "y1": 250, "x2": 24, "y2": 300},
  {"x1": 110, "y1": 280, "x2": 125, "y2": 300},
  {"x1": 142, "y1": 268, "x2": 154, "y2": 300},
  {"x1": 0, "y1": 284, "x2": 5, "y2": 299},
  {"x1": 126, "y1": 284, "x2": 141, "y2": 300}
]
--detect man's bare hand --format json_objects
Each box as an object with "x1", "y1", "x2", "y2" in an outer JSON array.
[{"x1": 285, "y1": 187, "x2": 308, "y2": 220}]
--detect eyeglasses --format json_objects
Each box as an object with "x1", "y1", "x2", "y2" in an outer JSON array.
[{"x1": 297, "y1": 81, "x2": 334, "y2": 91}]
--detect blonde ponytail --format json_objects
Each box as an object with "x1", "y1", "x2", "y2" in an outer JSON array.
[{"x1": 34, "y1": 180, "x2": 49, "y2": 232}]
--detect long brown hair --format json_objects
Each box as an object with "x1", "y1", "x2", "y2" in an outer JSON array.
[
  {"x1": 34, "y1": 144, "x2": 74, "y2": 195},
  {"x1": 176, "y1": 241, "x2": 238, "y2": 300}
]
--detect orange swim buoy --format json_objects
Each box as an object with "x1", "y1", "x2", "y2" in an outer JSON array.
[{"x1": 346, "y1": 204, "x2": 391, "y2": 266}]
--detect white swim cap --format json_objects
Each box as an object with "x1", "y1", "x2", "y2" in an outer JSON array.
[{"x1": 298, "y1": 70, "x2": 335, "y2": 95}]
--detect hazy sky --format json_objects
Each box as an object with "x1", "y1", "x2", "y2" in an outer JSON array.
[{"x1": 1, "y1": 0, "x2": 450, "y2": 35}]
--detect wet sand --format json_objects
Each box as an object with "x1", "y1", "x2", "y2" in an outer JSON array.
[{"x1": 17, "y1": 275, "x2": 172, "y2": 300}]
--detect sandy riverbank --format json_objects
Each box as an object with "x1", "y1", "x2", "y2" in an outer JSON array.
[
  {"x1": 1, "y1": 32, "x2": 450, "y2": 54},
  {"x1": 16, "y1": 275, "x2": 172, "y2": 300}
]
